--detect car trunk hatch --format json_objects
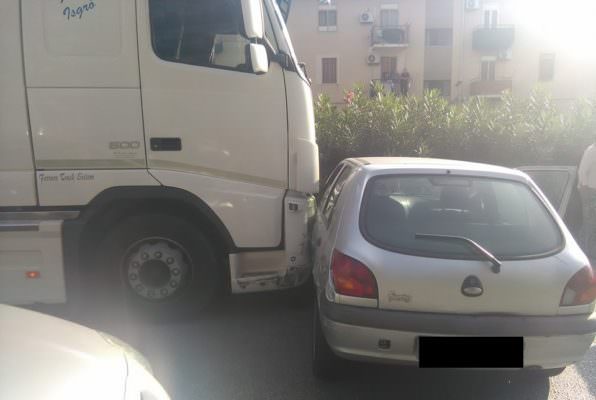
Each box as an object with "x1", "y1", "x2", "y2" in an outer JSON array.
[
  {"x1": 359, "y1": 173, "x2": 569, "y2": 316},
  {"x1": 372, "y1": 254, "x2": 568, "y2": 315}
]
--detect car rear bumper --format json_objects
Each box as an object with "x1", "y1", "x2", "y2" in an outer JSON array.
[{"x1": 319, "y1": 297, "x2": 596, "y2": 369}]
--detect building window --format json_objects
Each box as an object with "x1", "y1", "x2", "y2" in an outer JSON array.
[
  {"x1": 539, "y1": 54, "x2": 555, "y2": 81},
  {"x1": 425, "y1": 29, "x2": 453, "y2": 47},
  {"x1": 380, "y1": 8, "x2": 399, "y2": 27},
  {"x1": 424, "y1": 80, "x2": 452, "y2": 97},
  {"x1": 149, "y1": 0, "x2": 252, "y2": 72},
  {"x1": 481, "y1": 60, "x2": 496, "y2": 81},
  {"x1": 380, "y1": 57, "x2": 398, "y2": 80},
  {"x1": 322, "y1": 57, "x2": 337, "y2": 84},
  {"x1": 318, "y1": 9, "x2": 337, "y2": 31}
]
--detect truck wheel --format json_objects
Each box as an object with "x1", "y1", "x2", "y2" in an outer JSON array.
[
  {"x1": 312, "y1": 301, "x2": 341, "y2": 379},
  {"x1": 92, "y1": 214, "x2": 222, "y2": 320}
]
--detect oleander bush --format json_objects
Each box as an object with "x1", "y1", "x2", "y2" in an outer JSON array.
[{"x1": 315, "y1": 85, "x2": 596, "y2": 178}]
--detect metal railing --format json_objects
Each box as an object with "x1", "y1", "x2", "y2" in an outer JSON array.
[
  {"x1": 472, "y1": 24, "x2": 515, "y2": 50},
  {"x1": 470, "y1": 79, "x2": 512, "y2": 96},
  {"x1": 371, "y1": 25, "x2": 410, "y2": 46}
]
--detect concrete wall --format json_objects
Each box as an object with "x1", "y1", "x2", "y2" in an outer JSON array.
[
  {"x1": 289, "y1": 0, "x2": 426, "y2": 103},
  {"x1": 451, "y1": 0, "x2": 596, "y2": 103},
  {"x1": 289, "y1": 0, "x2": 596, "y2": 104}
]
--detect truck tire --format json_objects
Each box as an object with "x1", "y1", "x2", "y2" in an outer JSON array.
[
  {"x1": 312, "y1": 301, "x2": 341, "y2": 379},
  {"x1": 90, "y1": 214, "x2": 222, "y2": 320}
]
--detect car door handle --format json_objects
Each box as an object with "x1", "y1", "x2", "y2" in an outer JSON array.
[{"x1": 150, "y1": 137, "x2": 181, "y2": 151}]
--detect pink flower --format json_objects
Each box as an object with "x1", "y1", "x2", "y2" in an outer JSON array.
[{"x1": 345, "y1": 91, "x2": 355, "y2": 105}]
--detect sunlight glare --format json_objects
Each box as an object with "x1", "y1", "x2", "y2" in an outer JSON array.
[{"x1": 514, "y1": 0, "x2": 596, "y2": 64}]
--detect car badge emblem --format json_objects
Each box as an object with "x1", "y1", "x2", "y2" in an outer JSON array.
[{"x1": 461, "y1": 275, "x2": 483, "y2": 297}]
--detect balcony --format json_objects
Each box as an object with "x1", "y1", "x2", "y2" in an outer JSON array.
[
  {"x1": 472, "y1": 25, "x2": 515, "y2": 51},
  {"x1": 371, "y1": 25, "x2": 409, "y2": 47},
  {"x1": 470, "y1": 79, "x2": 512, "y2": 96}
]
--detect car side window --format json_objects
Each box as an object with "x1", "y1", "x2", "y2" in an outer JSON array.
[
  {"x1": 319, "y1": 164, "x2": 344, "y2": 207},
  {"x1": 149, "y1": 0, "x2": 252, "y2": 73},
  {"x1": 322, "y1": 166, "x2": 353, "y2": 225}
]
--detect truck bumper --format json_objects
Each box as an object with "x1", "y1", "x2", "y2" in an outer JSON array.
[{"x1": 229, "y1": 192, "x2": 314, "y2": 294}]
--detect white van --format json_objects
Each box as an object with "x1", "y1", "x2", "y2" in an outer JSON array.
[{"x1": 0, "y1": 0, "x2": 318, "y2": 317}]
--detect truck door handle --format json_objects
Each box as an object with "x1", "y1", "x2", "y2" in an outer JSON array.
[{"x1": 150, "y1": 137, "x2": 181, "y2": 151}]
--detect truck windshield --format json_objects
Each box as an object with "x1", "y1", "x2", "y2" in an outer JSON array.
[{"x1": 360, "y1": 175, "x2": 563, "y2": 259}]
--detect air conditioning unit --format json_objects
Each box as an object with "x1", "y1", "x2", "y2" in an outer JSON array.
[
  {"x1": 498, "y1": 49, "x2": 513, "y2": 60},
  {"x1": 360, "y1": 11, "x2": 374, "y2": 24},
  {"x1": 367, "y1": 53, "x2": 380, "y2": 65},
  {"x1": 465, "y1": 0, "x2": 480, "y2": 10}
]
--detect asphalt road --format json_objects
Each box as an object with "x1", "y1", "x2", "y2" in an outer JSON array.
[{"x1": 72, "y1": 287, "x2": 596, "y2": 400}]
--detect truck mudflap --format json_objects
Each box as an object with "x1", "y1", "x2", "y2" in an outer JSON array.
[{"x1": 229, "y1": 192, "x2": 315, "y2": 293}]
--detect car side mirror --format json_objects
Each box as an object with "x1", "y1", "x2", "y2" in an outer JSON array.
[
  {"x1": 249, "y1": 43, "x2": 269, "y2": 74},
  {"x1": 241, "y1": 0, "x2": 264, "y2": 39}
]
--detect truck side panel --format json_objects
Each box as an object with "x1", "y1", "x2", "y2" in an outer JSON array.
[
  {"x1": 0, "y1": 0, "x2": 36, "y2": 206},
  {"x1": 0, "y1": 218, "x2": 68, "y2": 304},
  {"x1": 37, "y1": 170, "x2": 160, "y2": 206},
  {"x1": 28, "y1": 89, "x2": 146, "y2": 170},
  {"x1": 22, "y1": 0, "x2": 146, "y2": 172}
]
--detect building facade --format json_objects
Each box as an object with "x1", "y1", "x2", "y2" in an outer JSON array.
[{"x1": 288, "y1": 0, "x2": 596, "y2": 104}]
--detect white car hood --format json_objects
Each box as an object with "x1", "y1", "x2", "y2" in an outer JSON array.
[{"x1": 0, "y1": 305, "x2": 127, "y2": 400}]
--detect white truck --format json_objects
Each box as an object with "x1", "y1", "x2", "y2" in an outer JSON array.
[{"x1": 0, "y1": 0, "x2": 318, "y2": 317}]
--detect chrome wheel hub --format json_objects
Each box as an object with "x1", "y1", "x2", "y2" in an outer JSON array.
[{"x1": 123, "y1": 238, "x2": 190, "y2": 301}]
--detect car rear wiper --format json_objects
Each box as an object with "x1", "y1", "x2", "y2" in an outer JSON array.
[{"x1": 415, "y1": 233, "x2": 502, "y2": 274}]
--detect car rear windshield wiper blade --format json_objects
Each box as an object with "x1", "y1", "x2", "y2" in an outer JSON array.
[{"x1": 415, "y1": 233, "x2": 502, "y2": 274}]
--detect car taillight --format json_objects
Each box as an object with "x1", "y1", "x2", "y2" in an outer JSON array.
[
  {"x1": 560, "y1": 266, "x2": 596, "y2": 306},
  {"x1": 331, "y1": 250, "x2": 378, "y2": 299}
]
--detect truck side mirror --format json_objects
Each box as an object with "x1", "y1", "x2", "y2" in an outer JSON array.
[
  {"x1": 249, "y1": 43, "x2": 269, "y2": 74},
  {"x1": 241, "y1": 0, "x2": 265, "y2": 39},
  {"x1": 298, "y1": 62, "x2": 310, "y2": 81}
]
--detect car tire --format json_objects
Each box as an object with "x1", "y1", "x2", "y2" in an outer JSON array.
[
  {"x1": 88, "y1": 214, "x2": 222, "y2": 321},
  {"x1": 521, "y1": 367, "x2": 566, "y2": 380},
  {"x1": 538, "y1": 367, "x2": 566, "y2": 377},
  {"x1": 312, "y1": 300, "x2": 341, "y2": 379}
]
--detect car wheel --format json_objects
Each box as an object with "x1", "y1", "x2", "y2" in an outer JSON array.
[
  {"x1": 90, "y1": 214, "x2": 222, "y2": 321},
  {"x1": 537, "y1": 367, "x2": 566, "y2": 378},
  {"x1": 520, "y1": 367, "x2": 566, "y2": 380},
  {"x1": 312, "y1": 300, "x2": 341, "y2": 379}
]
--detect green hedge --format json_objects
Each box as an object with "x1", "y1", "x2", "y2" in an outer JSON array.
[{"x1": 315, "y1": 85, "x2": 596, "y2": 178}]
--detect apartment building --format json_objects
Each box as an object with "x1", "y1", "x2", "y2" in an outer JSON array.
[{"x1": 288, "y1": 0, "x2": 596, "y2": 104}]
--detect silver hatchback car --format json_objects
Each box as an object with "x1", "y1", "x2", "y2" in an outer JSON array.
[{"x1": 311, "y1": 157, "x2": 596, "y2": 378}]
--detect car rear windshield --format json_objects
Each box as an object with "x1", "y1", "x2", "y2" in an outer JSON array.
[{"x1": 360, "y1": 175, "x2": 563, "y2": 259}]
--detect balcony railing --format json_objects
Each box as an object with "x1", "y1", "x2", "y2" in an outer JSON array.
[
  {"x1": 470, "y1": 79, "x2": 512, "y2": 96},
  {"x1": 371, "y1": 25, "x2": 409, "y2": 47},
  {"x1": 472, "y1": 25, "x2": 515, "y2": 51}
]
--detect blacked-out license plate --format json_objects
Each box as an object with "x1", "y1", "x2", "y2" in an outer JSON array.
[{"x1": 418, "y1": 336, "x2": 523, "y2": 368}]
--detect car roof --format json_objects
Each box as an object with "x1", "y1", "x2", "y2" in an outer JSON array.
[{"x1": 347, "y1": 157, "x2": 528, "y2": 181}]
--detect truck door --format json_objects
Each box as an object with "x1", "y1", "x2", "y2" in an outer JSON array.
[
  {"x1": 0, "y1": 0, "x2": 36, "y2": 206},
  {"x1": 137, "y1": 0, "x2": 289, "y2": 247}
]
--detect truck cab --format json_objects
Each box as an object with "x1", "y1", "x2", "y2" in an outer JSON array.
[{"x1": 0, "y1": 0, "x2": 318, "y2": 317}]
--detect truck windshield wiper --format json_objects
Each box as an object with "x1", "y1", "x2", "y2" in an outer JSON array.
[{"x1": 415, "y1": 233, "x2": 502, "y2": 274}]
